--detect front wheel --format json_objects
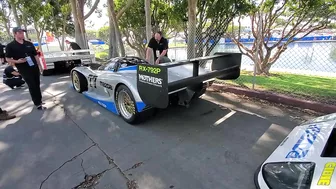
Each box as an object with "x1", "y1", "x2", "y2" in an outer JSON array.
[
  {"x1": 115, "y1": 85, "x2": 140, "y2": 124},
  {"x1": 71, "y1": 71, "x2": 88, "y2": 93}
]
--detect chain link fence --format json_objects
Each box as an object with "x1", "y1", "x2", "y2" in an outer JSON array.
[{"x1": 167, "y1": 40, "x2": 336, "y2": 104}]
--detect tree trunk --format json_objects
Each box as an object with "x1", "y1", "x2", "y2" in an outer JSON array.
[
  {"x1": 61, "y1": 21, "x2": 66, "y2": 50},
  {"x1": 23, "y1": 19, "x2": 29, "y2": 39},
  {"x1": 145, "y1": 0, "x2": 151, "y2": 42},
  {"x1": 115, "y1": 25, "x2": 125, "y2": 56},
  {"x1": 34, "y1": 23, "x2": 42, "y2": 51},
  {"x1": 57, "y1": 37, "x2": 62, "y2": 50},
  {"x1": 70, "y1": 0, "x2": 82, "y2": 46},
  {"x1": 108, "y1": 24, "x2": 116, "y2": 58},
  {"x1": 107, "y1": 0, "x2": 125, "y2": 57},
  {"x1": 70, "y1": 0, "x2": 99, "y2": 49},
  {"x1": 145, "y1": 0, "x2": 153, "y2": 64},
  {"x1": 76, "y1": 0, "x2": 88, "y2": 49},
  {"x1": 4, "y1": 23, "x2": 11, "y2": 37},
  {"x1": 108, "y1": 5, "x2": 118, "y2": 58},
  {"x1": 187, "y1": 0, "x2": 197, "y2": 59},
  {"x1": 10, "y1": 2, "x2": 21, "y2": 27}
]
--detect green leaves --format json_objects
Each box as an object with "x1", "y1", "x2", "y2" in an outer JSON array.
[{"x1": 43, "y1": 0, "x2": 74, "y2": 37}]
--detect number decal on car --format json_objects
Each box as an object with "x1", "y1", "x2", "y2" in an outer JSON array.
[
  {"x1": 317, "y1": 162, "x2": 336, "y2": 186},
  {"x1": 88, "y1": 74, "x2": 98, "y2": 88}
]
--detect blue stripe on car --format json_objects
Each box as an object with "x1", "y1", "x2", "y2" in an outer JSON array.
[
  {"x1": 83, "y1": 92, "x2": 119, "y2": 115},
  {"x1": 118, "y1": 65, "x2": 137, "y2": 71},
  {"x1": 83, "y1": 92, "x2": 147, "y2": 114},
  {"x1": 136, "y1": 102, "x2": 146, "y2": 112}
]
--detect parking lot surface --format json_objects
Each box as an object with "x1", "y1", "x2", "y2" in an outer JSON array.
[{"x1": 0, "y1": 69, "x2": 320, "y2": 189}]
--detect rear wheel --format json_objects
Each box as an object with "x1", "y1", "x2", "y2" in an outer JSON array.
[
  {"x1": 115, "y1": 85, "x2": 140, "y2": 124},
  {"x1": 71, "y1": 71, "x2": 88, "y2": 93}
]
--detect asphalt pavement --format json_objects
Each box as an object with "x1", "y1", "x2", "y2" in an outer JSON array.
[{"x1": 0, "y1": 67, "x2": 320, "y2": 189}]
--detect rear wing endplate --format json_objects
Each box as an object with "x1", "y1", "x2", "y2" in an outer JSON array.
[{"x1": 137, "y1": 52, "x2": 242, "y2": 109}]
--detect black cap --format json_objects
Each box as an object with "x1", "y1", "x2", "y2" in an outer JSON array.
[{"x1": 12, "y1": 27, "x2": 26, "y2": 33}]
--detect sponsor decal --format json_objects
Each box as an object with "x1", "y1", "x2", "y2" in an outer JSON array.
[
  {"x1": 285, "y1": 124, "x2": 321, "y2": 158},
  {"x1": 99, "y1": 81, "x2": 113, "y2": 90},
  {"x1": 317, "y1": 162, "x2": 336, "y2": 186},
  {"x1": 138, "y1": 74, "x2": 163, "y2": 87},
  {"x1": 138, "y1": 65, "x2": 161, "y2": 75}
]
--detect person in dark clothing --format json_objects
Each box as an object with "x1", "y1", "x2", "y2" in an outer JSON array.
[
  {"x1": 5, "y1": 27, "x2": 46, "y2": 110},
  {"x1": 0, "y1": 108, "x2": 16, "y2": 120},
  {"x1": 65, "y1": 39, "x2": 86, "y2": 60},
  {"x1": 0, "y1": 42, "x2": 6, "y2": 64},
  {"x1": 146, "y1": 31, "x2": 171, "y2": 64},
  {"x1": 65, "y1": 40, "x2": 81, "y2": 50},
  {"x1": 3, "y1": 63, "x2": 25, "y2": 89}
]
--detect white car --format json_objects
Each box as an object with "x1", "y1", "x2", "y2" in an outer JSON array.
[{"x1": 255, "y1": 113, "x2": 336, "y2": 189}]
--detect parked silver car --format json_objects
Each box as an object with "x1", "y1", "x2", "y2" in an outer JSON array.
[{"x1": 70, "y1": 52, "x2": 242, "y2": 124}]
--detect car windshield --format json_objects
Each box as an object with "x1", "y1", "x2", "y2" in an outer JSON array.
[{"x1": 98, "y1": 58, "x2": 118, "y2": 71}]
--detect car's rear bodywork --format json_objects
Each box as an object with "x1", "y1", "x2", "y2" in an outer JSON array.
[
  {"x1": 71, "y1": 52, "x2": 242, "y2": 121},
  {"x1": 255, "y1": 113, "x2": 336, "y2": 189}
]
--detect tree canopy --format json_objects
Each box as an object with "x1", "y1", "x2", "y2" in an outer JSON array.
[
  {"x1": 231, "y1": 0, "x2": 336, "y2": 75},
  {"x1": 174, "y1": 0, "x2": 251, "y2": 60}
]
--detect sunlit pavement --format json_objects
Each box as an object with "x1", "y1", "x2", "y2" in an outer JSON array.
[{"x1": 0, "y1": 69, "x2": 319, "y2": 189}]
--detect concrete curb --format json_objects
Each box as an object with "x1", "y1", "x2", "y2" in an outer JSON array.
[{"x1": 209, "y1": 83, "x2": 336, "y2": 114}]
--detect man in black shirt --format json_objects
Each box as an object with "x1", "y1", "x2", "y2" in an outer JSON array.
[
  {"x1": 146, "y1": 31, "x2": 171, "y2": 64},
  {"x1": 65, "y1": 40, "x2": 81, "y2": 50},
  {"x1": 5, "y1": 27, "x2": 45, "y2": 110},
  {"x1": 3, "y1": 63, "x2": 25, "y2": 89}
]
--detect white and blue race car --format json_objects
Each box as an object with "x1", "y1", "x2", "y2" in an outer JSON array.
[
  {"x1": 255, "y1": 113, "x2": 336, "y2": 189},
  {"x1": 70, "y1": 52, "x2": 242, "y2": 124}
]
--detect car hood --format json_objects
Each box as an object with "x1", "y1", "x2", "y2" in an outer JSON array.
[
  {"x1": 266, "y1": 113, "x2": 336, "y2": 162},
  {"x1": 257, "y1": 113, "x2": 336, "y2": 189}
]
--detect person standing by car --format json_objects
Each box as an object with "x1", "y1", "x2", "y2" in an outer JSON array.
[
  {"x1": 146, "y1": 31, "x2": 171, "y2": 64},
  {"x1": 5, "y1": 27, "x2": 45, "y2": 110},
  {"x1": 0, "y1": 108, "x2": 16, "y2": 120},
  {"x1": 3, "y1": 62, "x2": 25, "y2": 89}
]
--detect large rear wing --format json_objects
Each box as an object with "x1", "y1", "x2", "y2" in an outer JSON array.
[{"x1": 137, "y1": 52, "x2": 242, "y2": 108}]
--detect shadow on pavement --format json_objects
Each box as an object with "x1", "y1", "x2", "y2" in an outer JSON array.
[
  {"x1": 0, "y1": 70, "x2": 315, "y2": 189},
  {"x1": 0, "y1": 101, "x2": 128, "y2": 189},
  {"x1": 60, "y1": 89, "x2": 300, "y2": 189}
]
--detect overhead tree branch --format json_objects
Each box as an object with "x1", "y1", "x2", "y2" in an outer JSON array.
[
  {"x1": 116, "y1": 0, "x2": 134, "y2": 19},
  {"x1": 83, "y1": 0, "x2": 100, "y2": 20}
]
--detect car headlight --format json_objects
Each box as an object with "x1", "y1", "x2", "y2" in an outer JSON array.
[{"x1": 262, "y1": 162, "x2": 315, "y2": 189}]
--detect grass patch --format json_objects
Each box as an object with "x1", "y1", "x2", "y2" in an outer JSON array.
[
  {"x1": 95, "y1": 51, "x2": 108, "y2": 60},
  {"x1": 217, "y1": 71, "x2": 336, "y2": 101}
]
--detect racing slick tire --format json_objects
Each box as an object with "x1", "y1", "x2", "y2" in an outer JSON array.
[
  {"x1": 115, "y1": 84, "x2": 141, "y2": 124},
  {"x1": 71, "y1": 71, "x2": 88, "y2": 93}
]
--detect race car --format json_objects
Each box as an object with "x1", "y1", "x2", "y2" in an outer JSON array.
[
  {"x1": 70, "y1": 52, "x2": 242, "y2": 124},
  {"x1": 255, "y1": 112, "x2": 336, "y2": 189}
]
